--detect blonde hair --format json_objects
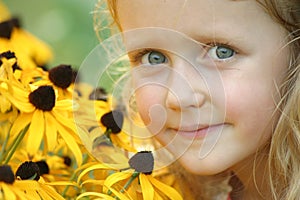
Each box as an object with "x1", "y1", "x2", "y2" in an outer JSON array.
[
  {"x1": 260, "y1": 1, "x2": 300, "y2": 199},
  {"x1": 98, "y1": 0, "x2": 300, "y2": 199}
]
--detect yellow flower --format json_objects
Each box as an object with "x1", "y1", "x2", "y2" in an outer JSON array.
[
  {"x1": 14, "y1": 179, "x2": 66, "y2": 200},
  {"x1": 0, "y1": 73, "x2": 83, "y2": 165},
  {"x1": 92, "y1": 103, "x2": 137, "y2": 153},
  {"x1": 14, "y1": 161, "x2": 77, "y2": 200},
  {"x1": 0, "y1": 165, "x2": 29, "y2": 200},
  {"x1": 0, "y1": 1, "x2": 10, "y2": 22},
  {"x1": 73, "y1": 85, "x2": 134, "y2": 155},
  {"x1": 77, "y1": 151, "x2": 183, "y2": 200},
  {"x1": 19, "y1": 66, "x2": 47, "y2": 87},
  {"x1": 0, "y1": 52, "x2": 25, "y2": 117},
  {"x1": 8, "y1": 26, "x2": 53, "y2": 69},
  {"x1": 10, "y1": 150, "x2": 72, "y2": 183},
  {"x1": 33, "y1": 64, "x2": 76, "y2": 100},
  {"x1": 0, "y1": 13, "x2": 52, "y2": 70}
]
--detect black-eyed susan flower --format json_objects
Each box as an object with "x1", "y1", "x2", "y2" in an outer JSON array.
[
  {"x1": 13, "y1": 161, "x2": 73, "y2": 200},
  {"x1": 0, "y1": 69, "x2": 83, "y2": 165},
  {"x1": 73, "y1": 86, "x2": 133, "y2": 154},
  {"x1": 89, "y1": 87, "x2": 108, "y2": 101},
  {"x1": 77, "y1": 151, "x2": 183, "y2": 200},
  {"x1": 10, "y1": 151, "x2": 81, "y2": 199},
  {"x1": 0, "y1": 3, "x2": 52, "y2": 70},
  {"x1": 9, "y1": 149, "x2": 72, "y2": 183},
  {"x1": 33, "y1": 64, "x2": 76, "y2": 99},
  {"x1": 92, "y1": 108, "x2": 137, "y2": 153},
  {"x1": 0, "y1": 165, "x2": 29, "y2": 200},
  {"x1": 0, "y1": 52, "x2": 21, "y2": 85}
]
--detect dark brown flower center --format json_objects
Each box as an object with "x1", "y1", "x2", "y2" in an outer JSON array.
[
  {"x1": 0, "y1": 165, "x2": 15, "y2": 184},
  {"x1": 15, "y1": 161, "x2": 40, "y2": 181},
  {"x1": 63, "y1": 156, "x2": 72, "y2": 167},
  {"x1": 0, "y1": 17, "x2": 20, "y2": 39},
  {"x1": 29, "y1": 85, "x2": 55, "y2": 111},
  {"x1": 0, "y1": 20, "x2": 14, "y2": 39},
  {"x1": 0, "y1": 51, "x2": 21, "y2": 71},
  {"x1": 100, "y1": 110, "x2": 124, "y2": 134},
  {"x1": 35, "y1": 161, "x2": 49, "y2": 175},
  {"x1": 0, "y1": 51, "x2": 16, "y2": 59},
  {"x1": 128, "y1": 151, "x2": 154, "y2": 175},
  {"x1": 89, "y1": 87, "x2": 107, "y2": 101},
  {"x1": 49, "y1": 64, "x2": 73, "y2": 89}
]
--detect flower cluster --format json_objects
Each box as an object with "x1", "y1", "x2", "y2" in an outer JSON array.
[{"x1": 0, "y1": 3, "x2": 183, "y2": 200}]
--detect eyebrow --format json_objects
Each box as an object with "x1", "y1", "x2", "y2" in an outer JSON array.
[{"x1": 191, "y1": 30, "x2": 246, "y2": 46}]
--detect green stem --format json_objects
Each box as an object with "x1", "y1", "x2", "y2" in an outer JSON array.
[
  {"x1": 92, "y1": 129, "x2": 113, "y2": 150},
  {"x1": 3, "y1": 123, "x2": 30, "y2": 164},
  {"x1": 120, "y1": 172, "x2": 139, "y2": 193},
  {"x1": 105, "y1": 128, "x2": 112, "y2": 143},
  {"x1": 108, "y1": 171, "x2": 140, "y2": 199},
  {"x1": 62, "y1": 153, "x2": 89, "y2": 197},
  {"x1": 0, "y1": 122, "x2": 13, "y2": 164}
]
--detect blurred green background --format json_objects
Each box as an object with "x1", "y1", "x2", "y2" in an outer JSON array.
[{"x1": 2, "y1": 0, "x2": 99, "y2": 69}]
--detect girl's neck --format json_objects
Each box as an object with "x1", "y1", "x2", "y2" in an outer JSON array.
[{"x1": 230, "y1": 152, "x2": 271, "y2": 199}]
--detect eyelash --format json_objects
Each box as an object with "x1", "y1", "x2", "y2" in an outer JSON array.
[
  {"x1": 129, "y1": 48, "x2": 154, "y2": 64},
  {"x1": 129, "y1": 42, "x2": 238, "y2": 64}
]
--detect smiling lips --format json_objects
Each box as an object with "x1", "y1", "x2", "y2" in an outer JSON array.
[{"x1": 174, "y1": 124, "x2": 225, "y2": 139}]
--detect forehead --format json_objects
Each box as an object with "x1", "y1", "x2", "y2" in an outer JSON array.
[{"x1": 117, "y1": 0, "x2": 266, "y2": 32}]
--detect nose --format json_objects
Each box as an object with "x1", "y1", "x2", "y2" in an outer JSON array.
[{"x1": 165, "y1": 60, "x2": 206, "y2": 111}]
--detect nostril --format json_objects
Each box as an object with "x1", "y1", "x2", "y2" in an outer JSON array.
[
  {"x1": 166, "y1": 90, "x2": 181, "y2": 110},
  {"x1": 192, "y1": 92, "x2": 206, "y2": 107},
  {"x1": 166, "y1": 90, "x2": 206, "y2": 110}
]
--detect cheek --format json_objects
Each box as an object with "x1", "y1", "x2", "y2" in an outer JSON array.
[
  {"x1": 224, "y1": 79, "x2": 277, "y2": 139},
  {"x1": 135, "y1": 85, "x2": 166, "y2": 125}
]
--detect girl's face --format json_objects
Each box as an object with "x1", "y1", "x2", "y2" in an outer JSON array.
[{"x1": 118, "y1": 0, "x2": 288, "y2": 174}]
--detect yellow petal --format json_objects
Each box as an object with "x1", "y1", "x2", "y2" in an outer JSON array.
[
  {"x1": 37, "y1": 189, "x2": 53, "y2": 200},
  {"x1": 103, "y1": 172, "x2": 132, "y2": 194},
  {"x1": 14, "y1": 180, "x2": 40, "y2": 189},
  {"x1": 44, "y1": 112, "x2": 58, "y2": 151},
  {"x1": 111, "y1": 134, "x2": 137, "y2": 152},
  {"x1": 106, "y1": 187, "x2": 132, "y2": 200},
  {"x1": 24, "y1": 189, "x2": 41, "y2": 200},
  {"x1": 0, "y1": 2, "x2": 11, "y2": 21},
  {"x1": 54, "y1": 99, "x2": 74, "y2": 111},
  {"x1": 139, "y1": 174, "x2": 154, "y2": 200},
  {"x1": 80, "y1": 179, "x2": 105, "y2": 187},
  {"x1": 76, "y1": 126, "x2": 93, "y2": 152},
  {"x1": 77, "y1": 163, "x2": 118, "y2": 183},
  {"x1": 10, "y1": 113, "x2": 31, "y2": 139},
  {"x1": 76, "y1": 192, "x2": 116, "y2": 200},
  {"x1": 2, "y1": 184, "x2": 16, "y2": 200},
  {"x1": 55, "y1": 120, "x2": 82, "y2": 166},
  {"x1": 154, "y1": 191, "x2": 164, "y2": 200},
  {"x1": 26, "y1": 110, "x2": 44, "y2": 155},
  {"x1": 148, "y1": 175, "x2": 183, "y2": 200},
  {"x1": 45, "y1": 181, "x2": 78, "y2": 187},
  {"x1": 40, "y1": 185, "x2": 65, "y2": 200},
  {"x1": 74, "y1": 161, "x2": 100, "y2": 175},
  {"x1": 8, "y1": 185, "x2": 29, "y2": 200},
  {"x1": 0, "y1": 87, "x2": 35, "y2": 112},
  {"x1": 51, "y1": 110, "x2": 76, "y2": 132},
  {"x1": 17, "y1": 30, "x2": 53, "y2": 66},
  {"x1": 10, "y1": 84, "x2": 31, "y2": 100}
]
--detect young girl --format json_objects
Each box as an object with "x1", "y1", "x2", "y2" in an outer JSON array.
[{"x1": 98, "y1": 0, "x2": 300, "y2": 199}]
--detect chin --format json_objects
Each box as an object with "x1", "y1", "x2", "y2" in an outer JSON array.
[{"x1": 177, "y1": 154, "x2": 229, "y2": 176}]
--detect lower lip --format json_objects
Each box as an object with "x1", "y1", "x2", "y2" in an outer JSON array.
[{"x1": 174, "y1": 124, "x2": 226, "y2": 139}]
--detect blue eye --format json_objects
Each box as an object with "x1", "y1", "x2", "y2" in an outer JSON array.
[
  {"x1": 142, "y1": 51, "x2": 168, "y2": 65},
  {"x1": 208, "y1": 45, "x2": 235, "y2": 60}
]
